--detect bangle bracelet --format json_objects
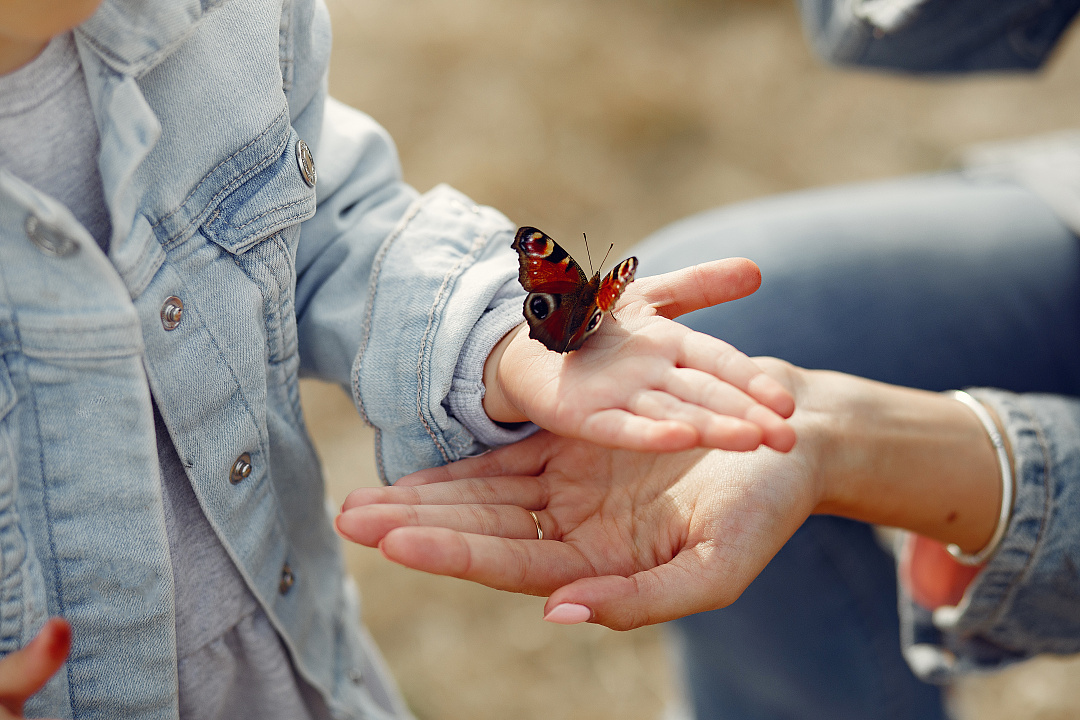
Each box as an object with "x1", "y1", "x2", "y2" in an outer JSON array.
[{"x1": 945, "y1": 390, "x2": 1013, "y2": 566}]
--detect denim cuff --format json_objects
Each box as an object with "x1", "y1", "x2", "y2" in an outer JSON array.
[
  {"x1": 447, "y1": 293, "x2": 538, "y2": 448},
  {"x1": 900, "y1": 388, "x2": 1080, "y2": 682},
  {"x1": 350, "y1": 185, "x2": 522, "y2": 483}
]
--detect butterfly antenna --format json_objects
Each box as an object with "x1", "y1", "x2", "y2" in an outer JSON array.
[
  {"x1": 582, "y1": 232, "x2": 595, "y2": 275},
  {"x1": 599, "y1": 243, "x2": 614, "y2": 269}
]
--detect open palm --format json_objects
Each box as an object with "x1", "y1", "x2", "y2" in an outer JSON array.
[
  {"x1": 486, "y1": 258, "x2": 796, "y2": 453},
  {"x1": 337, "y1": 425, "x2": 819, "y2": 630}
]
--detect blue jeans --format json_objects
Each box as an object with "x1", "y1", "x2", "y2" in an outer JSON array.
[{"x1": 634, "y1": 172, "x2": 1080, "y2": 720}]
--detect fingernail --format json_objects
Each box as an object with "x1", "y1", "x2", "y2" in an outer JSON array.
[{"x1": 543, "y1": 603, "x2": 592, "y2": 625}]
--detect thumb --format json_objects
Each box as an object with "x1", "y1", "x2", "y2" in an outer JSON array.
[
  {"x1": 541, "y1": 553, "x2": 738, "y2": 631},
  {"x1": 0, "y1": 618, "x2": 71, "y2": 715},
  {"x1": 635, "y1": 258, "x2": 762, "y2": 320}
]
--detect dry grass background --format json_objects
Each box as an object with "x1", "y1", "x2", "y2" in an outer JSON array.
[{"x1": 299, "y1": 1, "x2": 1080, "y2": 718}]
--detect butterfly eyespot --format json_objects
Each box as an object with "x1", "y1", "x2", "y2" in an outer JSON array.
[
  {"x1": 522, "y1": 232, "x2": 552, "y2": 256},
  {"x1": 583, "y1": 309, "x2": 603, "y2": 336},
  {"x1": 526, "y1": 293, "x2": 557, "y2": 321}
]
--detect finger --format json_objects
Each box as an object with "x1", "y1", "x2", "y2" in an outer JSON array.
[
  {"x1": 662, "y1": 370, "x2": 795, "y2": 451},
  {"x1": 342, "y1": 475, "x2": 545, "y2": 512},
  {"x1": 634, "y1": 259, "x2": 761, "y2": 319},
  {"x1": 0, "y1": 618, "x2": 71, "y2": 713},
  {"x1": 543, "y1": 551, "x2": 735, "y2": 631},
  {"x1": 626, "y1": 389, "x2": 763, "y2": 451},
  {"x1": 392, "y1": 432, "x2": 560, "y2": 488},
  {"x1": 377, "y1": 526, "x2": 594, "y2": 596},
  {"x1": 337, "y1": 503, "x2": 549, "y2": 547},
  {"x1": 578, "y1": 409, "x2": 700, "y2": 452},
  {"x1": 678, "y1": 333, "x2": 796, "y2": 420}
]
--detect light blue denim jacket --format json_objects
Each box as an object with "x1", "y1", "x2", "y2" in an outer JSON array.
[
  {"x1": 800, "y1": 0, "x2": 1080, "y2": 681},
  {"x1": 0, "y1": 0, "x2": 523, "y2": 717}
]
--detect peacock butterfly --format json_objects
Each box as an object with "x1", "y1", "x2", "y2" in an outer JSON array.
[{"x1": 512, "y1": 226, "x2": 638, "y2": 353}]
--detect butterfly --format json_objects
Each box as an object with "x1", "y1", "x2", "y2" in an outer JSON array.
[{"x1": 512, "y1": 226, "x2": 638, "y2": 353}]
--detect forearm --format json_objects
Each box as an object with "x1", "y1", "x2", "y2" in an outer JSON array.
[{"x1": 790, "y1": 366, "x2": 1006, "y2": 553}]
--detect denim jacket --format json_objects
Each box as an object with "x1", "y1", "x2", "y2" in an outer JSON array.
[
  {"x1": 799, "y1": 0, "x2": 1080, "y2": 681},
  {"x1": 0, "y1": 0, "x2": 521, "y2": 717}
]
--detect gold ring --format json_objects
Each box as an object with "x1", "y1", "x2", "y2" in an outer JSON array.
[{"x1": 528, "y1": 510, "x2": 544, "y2": 541}]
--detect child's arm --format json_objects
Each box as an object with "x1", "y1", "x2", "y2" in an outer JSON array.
[{"x1": 482, "y1": 258, "x2": 795, "y2": 452}]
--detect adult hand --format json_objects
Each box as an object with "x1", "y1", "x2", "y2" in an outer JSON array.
[
  {"x1": 338, "y1": 389, "x2": 819, "y2": 630},
  {"x1": 482, "y1": 258, "x2": 795, "y2": 453},
  {"x1": 0, "y1": 618, "x2": 70, "y2": 720},
  {"x1": 338, "y1": 358, "x2": 1004, "y2": 630}
]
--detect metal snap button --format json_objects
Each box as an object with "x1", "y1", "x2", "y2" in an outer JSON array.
[
  {"x1": 25, "y1": 214, "x2": 78, "y2": 257},
  {"x1": 160, "y1": 296, "x2": 184, "y2": 331},
  {"x1": 229, "y1": 452, "x2": 252, "y2": 484},
  {"x1": 348, "y1": 668, "x2": 363, "y2": 684},
  {"x1": 295, "y1": 139, "x2": 317, "y2": 188},
  {"x1": 279, "y1": 563, "x2": 295, "y2": 594}
]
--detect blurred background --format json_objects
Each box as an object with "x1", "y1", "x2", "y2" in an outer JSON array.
[{"x1": 302, "y1": 0, "x2": 1080, "y2": 718}]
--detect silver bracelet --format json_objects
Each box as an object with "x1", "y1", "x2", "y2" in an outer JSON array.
[{"x1": 946, "y1": 390, "x2": 1013, "y2": 566}]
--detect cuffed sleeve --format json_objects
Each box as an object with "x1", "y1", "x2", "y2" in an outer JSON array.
[
  {"x1": 295, "y1": 96, "x2": 524, "y2": 482},
  {"x1": 446, "y1": 282, "x2": 538, "y2": 448},
  {"x1": 900, "y1": 389, "x2": 1080, "y2": 682}
]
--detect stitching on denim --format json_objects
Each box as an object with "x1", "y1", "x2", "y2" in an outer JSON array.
[
  {"x1": 15, "y1": 318, "x2": 142, "y2": 359},
  {"x1": 206, "y1": 209, "x2": 312, "y2": 256},
  {"x1": 15, "y1": 318, "x2": 138, "y2": 337},
  {"x1": 75, "y1": 30, "x2": 175, "y2": 77},
  {"x1": 163, "y1": 128, "x2": 290, "y2": 247},
  {"x1": 232, "y1": 196, "x2": 312, "y2": 231},
  {"x1": 23, "y1": 363, "x2": 70, "y2": 713},
  {"x1": 415, "y1": 254, "x2": 466, "y2": 466},
  {"x1": 414, "y1": 225, "x2": 491, "y2": 463},
  {"x1": 151, "y1": 108, "x2": 289, "y2": 234},
  {"x1": 19, "y1": 340, "x2": 142, "y2": 361},
  {"x1": 351, "y1": 199, "x2": 425, "y2": 429},
  {"x1": 373, "y1": 430, "x2": 387, "y2": 485}
]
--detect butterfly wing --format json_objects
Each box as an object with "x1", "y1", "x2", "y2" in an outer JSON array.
[
  {"x1": 511, "y1": 227, "x2": 637, "y2": 353},
  {"x1": 595, "y1": 256, "x2": 638, "y2": 312},
  {"x1": 560, "y1": 257, "x2": 637, "y2": 351},
  {"x1": 511, "y1": 227, "x2": 596, "y2": 353},
  {"x1": 511, "y1": 226, "x2": 589, "y2": 293},
  {"x1": 522, "y1": 286, "x2": 597, "y2": 353}
]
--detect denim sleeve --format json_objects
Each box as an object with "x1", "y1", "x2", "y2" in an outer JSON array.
[
  {"x1": 446, "y1": 279, "x2": 538, "y2": 448},
  {"x1": 798, "y1": 0, "x2": 1080, "y2": 73},
  {"x1": 295, "y1": 97, "x2": 523, "y2": 483},
  {"x1": 285, "y1": 0, "x2": 524, "y2": 483},
  {"x1": 900, "y1": 389, "x2": 1080, "y2": 682}
]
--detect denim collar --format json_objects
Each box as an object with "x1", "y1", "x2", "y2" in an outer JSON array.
[{"x1": 75, "y1": 0, "x2": 211, "y2": 77}]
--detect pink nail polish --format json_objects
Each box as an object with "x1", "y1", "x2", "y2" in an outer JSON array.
[{"x1": 543, "y1": 603, "x2": 592, "y2": 625}]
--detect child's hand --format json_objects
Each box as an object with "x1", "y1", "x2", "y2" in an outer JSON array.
[
  {"x1": 482, "y1": 258, "x2": 795, "y2": 452},
  {"x1": 0, "y1": 618, "x2": 70, "y2": 720}
]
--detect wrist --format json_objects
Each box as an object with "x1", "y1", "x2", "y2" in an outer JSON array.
[
  {"x1": 481, "y1": 322, "x2": 529, "y2": 425},
  {"x1": 797, "y1": 370, "x2": 1003, "y2": 552}
]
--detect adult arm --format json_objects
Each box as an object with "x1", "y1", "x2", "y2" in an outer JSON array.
[{"x1": 337, "y1": 358, "x2": 1080, "y2": 676}]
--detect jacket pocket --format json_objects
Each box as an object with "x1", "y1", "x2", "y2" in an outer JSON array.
[
  {"x1": 201, "y1": 127, "x2": 316, "y2": 256},
  {"x1": 197, "y1": 128, "x2": 316, "y2": 426}
]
